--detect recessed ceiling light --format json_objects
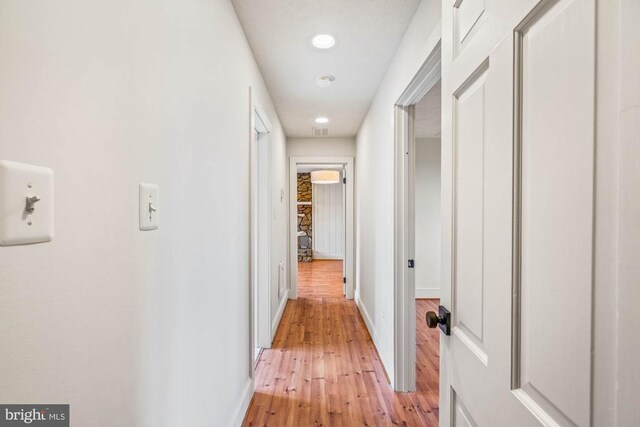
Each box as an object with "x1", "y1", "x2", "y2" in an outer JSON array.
[
  {"x1": 315, "y1": 117, "x2": 329, "y2": 124},
  {"x1": 311, "y1": 34, "x2": 336, "y2": 49},
  {"x1": 316, "y1": 75, "x2": 335, "y2": 87}
]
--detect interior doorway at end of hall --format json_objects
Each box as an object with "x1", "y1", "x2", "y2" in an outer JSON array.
[
  {"x1": 289, "y1": 156, "x2": 354, "y2": 301},
  {"x1": 295, "y1": 164, "x2": 346, "y2": 299}
]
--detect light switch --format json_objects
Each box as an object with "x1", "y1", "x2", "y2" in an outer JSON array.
[
  {"x1": 139, "y1": 183, "x2": 159, "y2": 231},
  {"x1": 0, "y1": 160, "x2": 54, "y2": 246}
]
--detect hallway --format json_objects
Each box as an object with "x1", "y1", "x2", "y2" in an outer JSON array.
[
  {"x1": 0, "y1": 0, "x2": 635, "y2": 425},
  {"x1": 243, "y1": 261, "x2": 439, "y2": 426}
]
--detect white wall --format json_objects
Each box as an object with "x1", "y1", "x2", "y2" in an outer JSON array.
[
  {"x1": 354, "y1": 0, "x2": 441, "y2": 384},
  {"x1": 415, "y1": 138, "x2": 441, "y2": 298},
  {"x1": 287, "y1": 137, "x2": 356, "y2": 157},
  {"x1": 0, "y1": 0, "x2": 287, "y2": 425},
  {"x1": 313, "y1": 182, "x2": 344, "y2": 259}
]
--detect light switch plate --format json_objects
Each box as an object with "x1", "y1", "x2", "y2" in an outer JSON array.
[
  {"x1": 0, "y1": 160, "x2": 54, "y2": 246},
  {"x1": 139, "y1": 183, "x2": 159, "y2": 231}
]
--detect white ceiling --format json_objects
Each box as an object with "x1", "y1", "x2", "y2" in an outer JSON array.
[
  {"x1": 231, "y1": 0, "x2": 421, "y2": 138},
  {"x1": 415, "y1": 79, "x2": 441, "y2": 139}
]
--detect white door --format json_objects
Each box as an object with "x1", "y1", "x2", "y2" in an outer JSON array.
[{"x1": 439, "y1": 0, "x2": 595, "y2": 425}]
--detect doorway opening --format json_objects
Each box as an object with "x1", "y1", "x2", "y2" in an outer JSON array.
[
  {"x1": 413, "y1": 80, "x2": 442, "y2": 406},
  {"x1": 296, "y1": 164, "x2": 346, "y2": 298},
  {"x1": 393, "y1": 41, "x2": 442, "y2": 401},
  {"x1": 250, "y1": 95, "x2": 272, "y2": 371},
  {"x1": 289, "y1": 156, "x2": 354, "y2": 300}
]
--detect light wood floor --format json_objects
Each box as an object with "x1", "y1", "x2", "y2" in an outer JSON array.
[
  {"x1": 243, "y1": 261, "x2": 440, "y2": 426},
  {"x1": 298, "y1": 260, "x2": 344, "y2": 298}
]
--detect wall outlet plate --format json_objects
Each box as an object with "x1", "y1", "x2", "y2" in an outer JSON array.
[
  {"x1": 0, "y1": 160, "x2": 54, "y2": 246},
  {"x1": 139, "y1": 183, "x2": 159, "y2": 231}
]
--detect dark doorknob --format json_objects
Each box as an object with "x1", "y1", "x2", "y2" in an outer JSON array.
[
  {"x1": 426, "y1": 311, "x2": 445, "y2": 328},
  {"x1": 425, "y1": 306, "x2": 451, "y2": 335}
]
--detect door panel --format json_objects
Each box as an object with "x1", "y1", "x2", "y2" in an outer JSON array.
[
  {"x1": 514, "y1": 0, "x2": 595, "y2": 425},
  {"x1": 441, "y1": 0, "x2": 595, "y2": 425},
  {"x1": 453, "y1": 61, "x2": 489, "y2": 363},
  {"x1": 453, "y1": 390, "x2": 479, "y2": 427},
  {"x1": 454, "y1": 0, "x2": 485, "y2": 49}
]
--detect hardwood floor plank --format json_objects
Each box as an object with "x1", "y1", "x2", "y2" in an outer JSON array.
[
  {"x1": 298, "y1": 260, "x2": 344, "y2": 298},
  {"x1": 243, "y1": 262, "x2": 440, "y2": 426}
]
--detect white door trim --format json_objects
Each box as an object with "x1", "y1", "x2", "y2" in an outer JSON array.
[
  {"x1": 393, "y1": 41, "x2": 441, "y2": 392},
  {"x1": 249, "y1": 87, "x2": 272, "y2": 380},
  {"x1": 289, "y1": 156, "x2": 355, "y2": 300}
]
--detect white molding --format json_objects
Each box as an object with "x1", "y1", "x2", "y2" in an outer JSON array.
[
  {"x1": 252, "y1": 93, "x2": 272, "y2": 134},
  {"x1": 271, "y1": 289, "x2": 289, "y2": 341},
  {"x1": 356, "y1": 296, "x2": 394, "y2": 386},
  {"x1": 249, "y1": 87, "x2": 273, "y2": 379},
  {"x1": 289, "y1": 157, "x2": 298, "y2": 299},
  {"x1": 393, "y1": 39, "x2": 442, "y2": 392},
  {"x1": 355, "y1": 296, "x2": 381, "y2": 352},
  {"x1": 248, "y1": 87, "x2": 254, "y2": 379},
  {"x1": 396, "y1": 41, "x2": 442, "y2": 107},
  {"x1": 415, "y1": 288, "x2": 440, "y2": 299},
  {"x1": 312, "y1": 253, "x2": 343, "y2": 260},
  {"x1": 393, "y1": 102, "x2": 417, "y2": 392},
  {"x1": 230, "y1": 377, "x2": 254, "y2": 427}
]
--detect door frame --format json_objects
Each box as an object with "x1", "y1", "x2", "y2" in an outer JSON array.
[
  {"x1": 393, "y1": 41, "x2": 441, "y2": 392},
  {"x1": 289, "y1": 156, "x2": 355, "y2": 300},
  {"x1": 249, "y1": 88, "x2": 272, "y2": 379}
]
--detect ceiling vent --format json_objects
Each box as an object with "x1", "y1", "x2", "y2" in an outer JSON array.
[{"x1": 312, "y1": 127, "x2": 329, "y2": 137}]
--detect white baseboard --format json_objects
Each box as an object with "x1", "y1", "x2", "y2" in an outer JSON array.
[
  {"x1": 354, "y1": 296, "x2": 380, "y2": 353},
  {"x1": 312, "y1": 253, "x2": 343, "y2": 260},
  {"x1": 415, "y1": 288, "x2": 440, "y2": 299},
  {"x1": 271, "y1": 289, "x2": 289, "y2": 342},
  {"x1": 355, "y1": 295, "x2": 394, "y2": 385},
  {"x1": 230, "y1": 377, "x2": 254, "y2": 427}
]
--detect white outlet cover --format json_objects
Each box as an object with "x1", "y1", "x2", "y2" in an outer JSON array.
[
  {"x1": 139, "y1": 183, "x2": 159, "y2": 231},
  {"x1": 0, "y1": 160, "x2": 54, "y2": 246}
]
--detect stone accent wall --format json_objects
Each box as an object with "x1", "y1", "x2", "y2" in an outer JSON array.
[{"x1": 297, "y1": 173, "x2": 312, "y2": 262}]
